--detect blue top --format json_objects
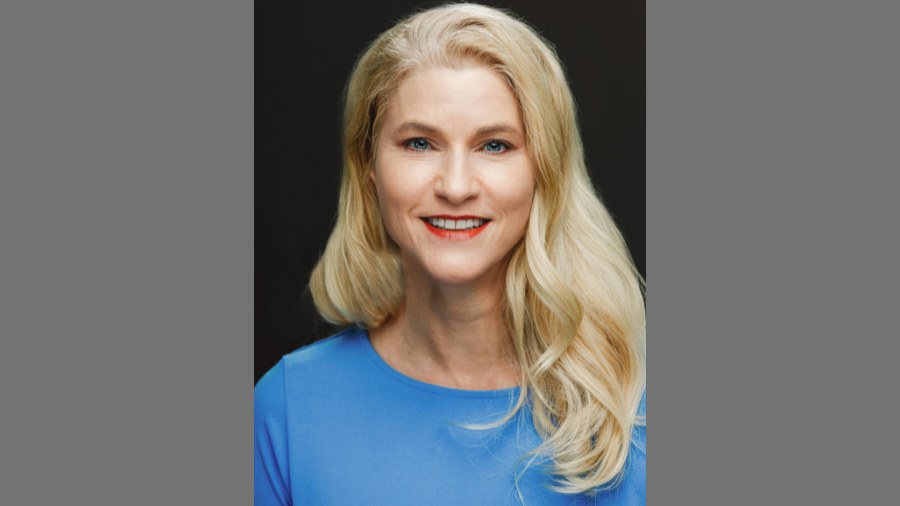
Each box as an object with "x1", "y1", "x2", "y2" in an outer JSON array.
[{"x1": 254, "y1": 326, "x2": 646, "y2": 505}]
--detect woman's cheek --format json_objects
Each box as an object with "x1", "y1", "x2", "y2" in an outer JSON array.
[{"x1": 494, "y1": 173, "x2": 535, "y2": 222}]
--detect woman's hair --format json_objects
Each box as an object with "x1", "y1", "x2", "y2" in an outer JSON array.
[{"x1": 310, "y1": 2, "x2": 645, "y2": 495}]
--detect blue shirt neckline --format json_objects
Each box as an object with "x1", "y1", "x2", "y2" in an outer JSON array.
[{"x1": 355, "y1": 325, "x2": 524, "y2": 399}]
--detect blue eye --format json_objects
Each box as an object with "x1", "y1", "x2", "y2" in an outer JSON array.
[
  {"x1": 406, "y1": 138, "x2": 431, "y2": 151},
  {"x1": 484, "y1": 140, "x2": 509, "y2": 153}
]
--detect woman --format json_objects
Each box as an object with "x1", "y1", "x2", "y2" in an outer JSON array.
[{"x1": 255, "y1": 4, "x2": 645, "y2": 504}]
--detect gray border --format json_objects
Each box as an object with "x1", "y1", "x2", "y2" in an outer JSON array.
[
  {"x1": 1, "y1": 1, "x2": 252, "y2": 503},
  {"x1": 648, "y1": 0, "x2": 899, "y2": 503}
]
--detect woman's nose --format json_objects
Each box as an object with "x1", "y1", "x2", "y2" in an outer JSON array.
[{"x1": 434, "y1": 151, "x2": 479, "y2": 203}]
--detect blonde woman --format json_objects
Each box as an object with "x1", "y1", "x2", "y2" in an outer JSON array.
[{"x1": 255, "y1": 3, "x2": 645, "y2": 504}]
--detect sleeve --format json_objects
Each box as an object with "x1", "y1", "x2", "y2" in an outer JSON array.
[{"x1": 255, "y1": 359, "x2": 292, "y2": 506}]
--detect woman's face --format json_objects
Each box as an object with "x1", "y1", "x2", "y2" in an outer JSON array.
[{"x1": 372, "y1": 66, "x2": 535, "y2": 289}]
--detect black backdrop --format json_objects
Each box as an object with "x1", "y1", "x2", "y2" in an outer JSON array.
[{"x1": 255, "y1": 0, "x2": 645, "y2": 383}]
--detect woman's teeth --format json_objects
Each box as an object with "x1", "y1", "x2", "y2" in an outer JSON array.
[{"x1": 425, "y1": 218, "x2": 487, "y2": 231}]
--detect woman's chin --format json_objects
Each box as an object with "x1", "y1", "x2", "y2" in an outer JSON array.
[{"x1": 418, "y1": 264, "x2": 501, "y2": 289}]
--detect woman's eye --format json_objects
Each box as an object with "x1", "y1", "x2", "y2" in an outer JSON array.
[
  {"x1": 406, "y1": 138, "x2": 431, "y2": 151},
  {"x1": 483, "y1": 140, "x2": 509, "y2": 153}
]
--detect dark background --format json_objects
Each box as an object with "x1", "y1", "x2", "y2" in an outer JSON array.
[{"x1": 255, "y1": 0, "x2": 645, "y2": 383}]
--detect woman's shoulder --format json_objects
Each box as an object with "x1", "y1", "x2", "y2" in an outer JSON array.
[
  {"x1": 631, "y1": 390, "x2": 647, "y2": 452},
  {"x1": 253, "y1": 329, "x2": 366, "y2": 506},
  {"x1": 586, "y1": 390, "x2": 646, "y2": 504},
  {"x1": 621, "y1": 390, "x2": 647, "y2": 500},
  {"x1": 255, "y1": 326, "x2": 370, "y2": 402},
  {"x1": 280, "y1": 325, "x2": 366, "y2": 367}
]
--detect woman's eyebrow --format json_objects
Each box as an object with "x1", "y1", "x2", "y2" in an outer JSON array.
[
  {"x1": 474, "y1": 124, "x2": 521, "y2": 137},
  {"x1": 394, "y1": 121, "x2": 440, "y2": 135},
  {"x1": 394, "y1": 121, "x2": 521, "y2": 137}
]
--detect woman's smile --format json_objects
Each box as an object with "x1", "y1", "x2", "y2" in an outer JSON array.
[{"x1": 421, "y1": 215, "x2": 491, "y2": 239}]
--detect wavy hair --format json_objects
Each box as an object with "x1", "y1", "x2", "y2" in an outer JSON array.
[{"x1": 309, "y1": 3, "x2": 645, "y2": 495}]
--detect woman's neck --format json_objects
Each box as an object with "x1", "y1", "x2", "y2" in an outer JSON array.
[{"x1": 369, "y1": 268, "x2": 520, "y2": 390}]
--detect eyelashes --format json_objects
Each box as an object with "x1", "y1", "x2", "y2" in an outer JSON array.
[{"x1": 402, "y1": 137, "x2": 513, "y2": 154}]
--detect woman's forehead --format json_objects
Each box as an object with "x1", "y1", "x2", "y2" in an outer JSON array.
[{"x1": 380, "y1": 67, "x2": 524, "y2": 135}]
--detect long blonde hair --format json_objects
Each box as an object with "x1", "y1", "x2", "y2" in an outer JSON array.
[{"x1": 309, "y1": 3, "x2": 645, "y2": 494}]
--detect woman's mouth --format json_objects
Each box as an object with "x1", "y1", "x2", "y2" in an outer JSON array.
[{"x1": 421, "y1": 216, "x2": 490, "y2": 239}]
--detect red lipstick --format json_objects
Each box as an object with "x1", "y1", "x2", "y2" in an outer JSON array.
[{"x1": 421, "y1": 215, "x2": 490, "y2": 240}]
